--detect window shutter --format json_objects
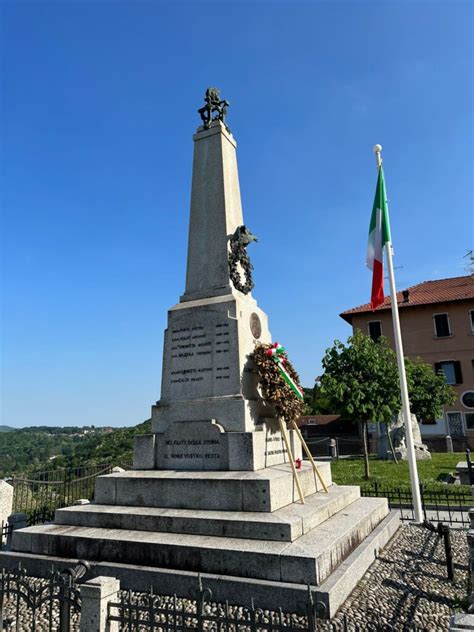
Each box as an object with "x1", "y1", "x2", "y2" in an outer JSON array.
[
  {"x1": 368, "y1": 321, "x2": 382, "y2": 342},
  {"x1": 454, "y1": 361, "x2": 463, "y2": 385},
  {"x1": 434, "y1": 314, "x2": 450, "y2": 337}
]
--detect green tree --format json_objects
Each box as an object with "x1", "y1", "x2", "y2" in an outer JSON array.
[
  {"x1": 319, "y1": 330, "x2": 401, "y2": 479},
  {"x1": 303, "y1": 384, "x2": 333, "y2": 415},
  {"x1": 405, "y1": 357, "x2": 456, "y2": 422}
]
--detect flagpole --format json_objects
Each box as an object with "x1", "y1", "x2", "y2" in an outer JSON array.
[{"x1": 373, "y1": 144, "x2": 424, "y2": 524}]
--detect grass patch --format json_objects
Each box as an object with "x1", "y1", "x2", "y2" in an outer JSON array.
[{"x1": 330, "y1": 452, "x2": 469, "y2": 492}]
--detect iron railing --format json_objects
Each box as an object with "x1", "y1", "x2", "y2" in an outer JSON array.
[
  {"x1": 108, "y1": 582, "x2": 319, "y2": 631},
  {"x1": 1, "y1": 508, "x2": 56, "y2": 550},
  {"x1": 361, "y1": 482, "x2": 472, "y2": 525},
  {"x1": 0, "y1": 565, "x2": 82, "y2": 631},
  {"x1": 0, "y1": 522, "x2": 9, "y2": 547},
  {"x1": 305, "y1": 436, "x2": 369, "y2": 458},
  {"x1": 306, "y1": 434, "x2": 472, "y2": 456},
  {"x1": 9, "y1": 463, "x2": 129, "y2": 516},
  {"x1": 423, "y1": 436, "x2": 469, "y2": 453},
  {"x1": 1, "y1": 464, "x2": 132, "y2": 552},
  {"x1": 107, "y1": 581, "x2": 432, "y2": 631},
  {"x1": 0, "y1": 567, "x2": 451, "y2": 632}
]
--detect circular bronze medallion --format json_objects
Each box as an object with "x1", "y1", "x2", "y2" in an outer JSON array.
[{"x1": 250, "y1": 313, "x2": 262, "y2": 339}]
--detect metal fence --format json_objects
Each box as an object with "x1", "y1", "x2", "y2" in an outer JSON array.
[
  {"x1": 108, "y1": 582, "x2": 317, "y2": 631},
  {"x1": 361, "y1": 482, "x2": 472, "y2": 526},
  {"x1": 306, "y1": 434, "x2": 472, "y2": 456},
  {"x1": 9, "y1": 463, "x2": 129, "y2": 516},
  {"x1": 1, "y1": 464, "x2": 131, "y2": 551},
  {"x1": 0, "y1": 565, "x2": 82, "y2": 631},
  {"x1": 0, "y1": 566, "x2": 452, "y2": 632},
  {"x1": 1, "y1": 508, "x2": 55, "y2": 550},
  {"x1": 0, "y1": 522, "x2": 9, "y2": 547},
  {"x1": 305, "y1": 436, "x2": 368, "y2": 458},
  {"x1": 424, "y1": 436, "x2": 469, "y2": 453},
  {"x1": 107, "y1": 581, "x2": 423, "y2": 632}
]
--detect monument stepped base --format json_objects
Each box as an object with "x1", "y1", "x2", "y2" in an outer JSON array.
[
  {"x1": 0, "y1": 511, "x2": 400, "y2": 618},
  {"x1": 93, "y1": 462, "x2": 330, "y2": 512},
  {"x1": 12, "y1": 496, "x2": 388, "y2": 585},
  {"x1": 1, "y1": 462, "x2": 400, "y2": 618},
  {"x1": 54, "y1": 483, "x2": 360, "y2": 541}
]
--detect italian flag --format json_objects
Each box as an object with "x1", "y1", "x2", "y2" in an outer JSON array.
[{"x1": 366, "y1": 166, "x2": 391, "y2": 310}]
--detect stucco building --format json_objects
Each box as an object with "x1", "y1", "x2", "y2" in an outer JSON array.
[{"x1": 340, "y1": 275, "x2": 474, "y2": 443}]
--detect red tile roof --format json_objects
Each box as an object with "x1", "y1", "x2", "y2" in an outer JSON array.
[
  {"x1": 297, "y1": 415, "x2": 341, "y2": 427},
  {"x1": 340, "y1": 275, "x2": 474, "y2": 323}
]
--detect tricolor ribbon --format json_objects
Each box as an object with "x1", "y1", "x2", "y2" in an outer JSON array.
[{"x1": 265, "y1": 342, "x2": 304, "y2": 401}]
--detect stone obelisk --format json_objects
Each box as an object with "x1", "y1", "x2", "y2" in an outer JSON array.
[
  {"x1": 134, "y1": 91, "x2": 300, "y2": 471},
  {"x1": 5, "y1": 95, "x2": 396, "y2": 621}
]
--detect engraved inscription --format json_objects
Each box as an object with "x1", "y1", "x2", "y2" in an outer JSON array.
[
  {"x1": 166, "y1": 316, "x2": 235, "y2": 399},
  {"x1": 264, "y1": 435, "x2": 287, "y2": 457},
  {"x1": 163, "y1": 437, "x2": 221, "y2": 461}
]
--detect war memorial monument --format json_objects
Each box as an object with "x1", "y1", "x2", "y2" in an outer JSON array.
[{"x1": 0, "y1": 90, "x2": 399, "y2": 618}]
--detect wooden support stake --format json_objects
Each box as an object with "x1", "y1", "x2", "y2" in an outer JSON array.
[
  {"x1": 290, "y1": 421, "x2": 329, "y2": 493},
  {"x1": 279, "y1": 418, "x2": 305, "y2": 504}
]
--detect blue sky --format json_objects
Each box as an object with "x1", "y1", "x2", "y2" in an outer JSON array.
[{"x1": 1, "y1": 1, "x2": 473, "y2": 427}]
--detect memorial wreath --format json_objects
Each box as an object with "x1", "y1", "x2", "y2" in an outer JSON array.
[{"x1": 252, "y1": 342, "x2": 305, "y2": 425}]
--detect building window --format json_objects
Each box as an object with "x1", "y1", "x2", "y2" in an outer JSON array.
[
  {"x1": 461, "y1": 391, "x2": 474, "y2": 409},
  {"x1": 433, "y1": 313, "x2": 451, "y2": 338},
  {"x1": 446, "y1": 412, "x2": 464, "y2": 436},
  {"x1": 368, "y1": 321, "x2": 382, "y2": 342},
  {"x1": 434, "y1": 360, "x2": 463, "y2": 385},
  {"x1": 470, "y1": 310, "x2": 474, "y2": 333},
  {"x1": 465, "y1": 413, "x2": 474, "y2": 430}
]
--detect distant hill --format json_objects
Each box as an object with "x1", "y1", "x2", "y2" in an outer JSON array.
[
  {"x1": 0, "y1": 425, "x2": 16, "y2": 432},
  {"x1": 0, "y1": 421, "x2": 151, "y2": 478}
]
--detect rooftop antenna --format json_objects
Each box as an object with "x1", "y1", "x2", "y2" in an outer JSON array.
[
  {"x1": 384, "y1": 265, "x2": 403, "y2": 280},
  {"x1": 463, "y1": 250, "x2": 474, "y2": 275}
]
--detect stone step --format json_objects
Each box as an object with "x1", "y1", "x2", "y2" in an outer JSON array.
[
  {"x1": 0, "y1": 511, "x2": 400, "y2": 619},
  {"x1": 13, "y1": 496, "x2": 388, "y2": 586},
  {"x1": 315, "y1": 510, "x2": 400, "y2": 618},
  {"x1": 94, "y1": 461, "x2": 332, "y2": 512},
  {"x1": 55, "y1": 485, "x2": 360, "y2": 542}
]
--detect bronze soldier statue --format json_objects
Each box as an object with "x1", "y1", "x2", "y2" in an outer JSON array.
[{"x1": 198, "y1": 87, "x2": 230, "y2": 130}]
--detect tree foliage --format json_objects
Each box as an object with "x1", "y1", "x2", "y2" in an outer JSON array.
[
  {"x1": 303, "y1": 385, "x2": 340, "y2": 416},
  {"x1": 0, "y1": 420, "x2": 151, "y2": 478},
  {"x1": 320, "y1": 330, "x2": 401, "y2": 425},
  {"x1": 318, "y1": 330, "x2": 459, "y2": 478},
  {"x1": 405, "y1": 357, "x2": 456, "y2": 422}
]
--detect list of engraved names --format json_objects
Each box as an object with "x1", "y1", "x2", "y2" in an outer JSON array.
[{"x1": 169, "y1": 322, "x2": 231, "y2": 396}]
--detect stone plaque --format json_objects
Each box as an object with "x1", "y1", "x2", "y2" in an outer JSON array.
[
  {"x1": 155, "y1": 420, "x2": 229, "y2": 470},
  {"x1": 162, "y1": 305, "x2": 238, "y2": 403},
  {"x1": 250, "y1": 312, "x2": 261, "y2": 339}
]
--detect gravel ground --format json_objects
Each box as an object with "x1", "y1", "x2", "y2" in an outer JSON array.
[{"x1": 0, "y1": 525, "x2": 470, "y2": 631}]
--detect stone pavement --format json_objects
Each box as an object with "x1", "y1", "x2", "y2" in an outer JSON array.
[
  {"x1": 317, "y1": 524, "x2": 469, "y2": 631},
  {"x1": 0, "y1": 524, "x2": 469, "y2": 631}
]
